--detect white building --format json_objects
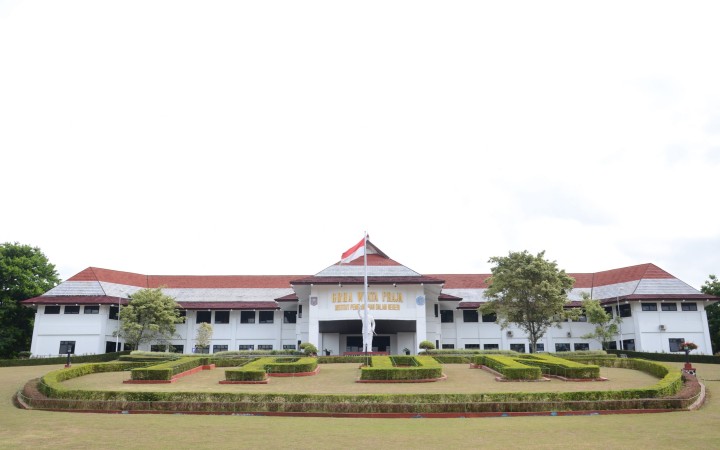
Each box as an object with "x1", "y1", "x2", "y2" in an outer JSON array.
[{"x1": 22, "y1": 241, "x2": 717, "y2": 356}]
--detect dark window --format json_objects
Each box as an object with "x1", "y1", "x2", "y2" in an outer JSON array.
[
  {"x1": 661, "y1": 303, "x2": 677, "y2": 311},
  {"x1": 194, "y1": 346, "x2": 209, "y2": 354},
  {"x1": 681, "y1": 303, "x2": 698, "y2": 311},
  {"x1": 241, "y1": 311, "x2": 255, "y2": 324},
  {"x1": 196, "y1": 311, "x2": 212, "y2": 323},
  {"x1": 238, "y1": 344, "x2": 254, "y2": 350},
  {"x1": 257, "y1": 344, "x2": 273, "y2": 350},
  {"x1": 603, "y1": 306, "x2": 614, "y2": 317},
  {"x1": 483, "y1": 343, "x2": 499, "y2": 350},
  {"x1": 641, "y1": 303, "x2": 658, "y2": 311},
  {"x1": 105, "y1": 341, "x2": 120, "y2": 353},
  {"x1": 64, "y1": 305, "x2": 80, "y2": 314},
  {"x1": 214, "y1": 311, "x2": 230, "y2": 324},
  {"x1": 510, "y1": 343, "x2": 526, "y2": 353},
  {"x1": 669, "y1": 338, "x2": 685, "y2": 352},
  {"x1": 45, "y1": 305, "x2": 60, "y2": 314},
  {"x1": 440, "y1": 310, "x2": 454, "y2": 323},
  {"x1": 482, "y1": 312, "x2": 497, "y2": 323},
  {"x1": 464, "y1": 344, "x2": 480, "y2": 349},
  {"x1": 535, "y1": 343, "x2": 545, "y2": 352},
  {"x1": 150, "y1": 345, "x2": 167, "y2": 352},
  {"x1": 259, "y1": 311, "x2": 274, "y2": 324},
  {"x1": 605, "y1": 341, "x2": 617, "y2": 350},
  {"x1": 555, "y1": 343, "x2": 571, "y2": 352},
  {"x1": 283, "y1": 344, "x2": 296, "y2": 350},
  {"x1": 283, "y1": 311, "x2": 297, "y2": 324},
  {"x1": 84, "y1": 305, "x2": 99, "y2": 314},
  {"x1": 434, "y1": 304, "x2": 439, "y2": 318},
  {"x1": 59, "y1": 341, "x2": 75, "y2": 354},
  {"x1": 463, "y1": 310, "x2": 479, "y2": 322},
  {"x1": 617, "y1": 304, "x2": 632, "y2": 317},
  {"x1": 172, "y1": 345, "x2": 184, "y2": 353},
  {"x1": 441, "y1": 344, "x2": 455, "y2": 349},
  {"x1": 178, "y1": 310, "x2": 187, "y2": 318},
  {"x1": 298, "y1": 305, "x2": 302, "y2": 318},
  {"x1": 109, "y1": 306, "x2": 119, "y2": 320},
  {"x1": 123, "y1": 343, "x2": 134, "y2": 351},
  {"x1": 213, "y1": 345, "x2": 229, "y2": 353},
  {"x1": 622, "y1": 339, "x2": 635, "y2": 351},
  {"x1": 574, "y1": 343, "x2": 590, "y2": 351}
]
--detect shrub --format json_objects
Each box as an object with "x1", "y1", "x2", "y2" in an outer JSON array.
[
  {"x1": 0, "y1": 351, "x2": 130, "y2": 367},
  {"x1": 359, "y1": 356, "x2": 442, "y2": 380},
  {"x1": 299, "y1": 342, "x2": 318, "y2": 355},
  {"x1": 419, "y1": 340, "x2": 435, "y2": 350},
  {"x1": 130, "y1": 357, "x2": 208, "y2": 381}
]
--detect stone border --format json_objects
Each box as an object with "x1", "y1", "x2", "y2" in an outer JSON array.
[{"x1": 356, "y1": 374, "x2": 447, "y2": 383}]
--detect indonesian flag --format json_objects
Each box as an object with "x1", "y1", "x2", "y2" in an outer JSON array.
[{"x1": 340, "y1": 235, "x2": 367, "y2": 264}]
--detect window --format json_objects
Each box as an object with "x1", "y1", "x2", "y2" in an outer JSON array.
[
  {"x1": 172, "y1": 345, "x2": 184, "y2": 353},
  {"x1": 194, "y1": 346, "x2": 209, "y2": 354},
  {"x1": 283, "y1": 311, "x2": 297, "y2": 324},
  {"x1": 213, "y1": 345, "x2": 228, "y2": 353},
  {"x1": 483, "y1": 343, "x2": 499, "y2": 350},
  {"x1": 105, "y1": 341, "x2": 120, "y2": 353},
  {"x1": 84, "y1": 305, "x2": 99, "y2": 314},
  {"x1": 178, "y1": 310, "x2": 187, "y2": 318},
  {"x1": 574, "y1": 343, "x2": 590, "y2": 351},
  {"x1": 283, "y1": 344, "x2": 297, "y2": 350},
  {"x1": 214, "y1": 311, "x2": 230, "y2": 324},
  {"x1": 150, "y1": 345, "x2": 167, "y2": 352},
  {"x1": 196, "y1": 311, "x2": 212, "y2": 324},
  {"x1": 441, "y1": 344, "x2": 455, "y2": 349},
  {"x1": 482, "y1": 312, "x2": 497, "y2": 323},
  {"x1": 617, "y1": 304, "x2": 632, "y2": 317},
  {"x1": 259, "y1": 311, "x2": 274, "y2": 324},
  {"x1": 555, "y1": 343, "x2": 571, "y2": 352},
  {"x1": 298, "y1": 305, "x2": 302, "y2": 318},
  {"x1": 603, "y1": 306, "x2": 614, "y2": 317},
  {"x1": 605, "y1": 341, "x2": 617, "y2": 350},
  {"x1": 59, "y1": 341, "x2": 75, "y2": 354},
  {"x1": 440, "y1": 310, "x2": 454, "y2": 323},
  {"x1": 535, "y1": 343, "x2": 545, "y2": 352},
  {"x1": 109, "y1": 305, "x2": 119, "y2": 320},
  {"x1": 510, "y1": 343, "x2": 526, "y2": 353},
  {"x1": 661, "y1": 303, "x2": 677, "y2": 312},
  {"x1": 669, "y1": 338, "x2": 685, "y2": 352},
  {"x1": 622, "y1": 339, "x2": 635, "y2": 351},
  {"x1": 45, "y1": 305, "x2": 60, "y2": 314},
  {"x1": 238, "y1": 344, "x2": 255, "y2": 351},
  {"x1": 434, "y1": 304, "x2": 439, "y2": 318},
  {"x1": 681, "y1": 303, "x2": 698, "y2": 311},
  {"x1": 64, "y1": 305, "x2": 80, "y2": 314},
  {"x1": 641, "y1": 303, "x2": 658, "y2": 311},
  {"x1": 257, "y1": 344, "x2": 273, "y2": 350},
  {"x1": 241, "y1": 311, "x2": 255, "y2": 324},
  {"x1": 464, "y1": 344, "x2": 480, "y2": 349},
  {"x1": 462, "y1": 310, "x2": 479, "y2": 322}
]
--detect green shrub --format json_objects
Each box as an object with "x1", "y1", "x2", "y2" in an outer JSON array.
[
  {"x1": 130, "y1": 357, "x2": 208, "y2": 381},
  {"x1": 606, "y1": 349, "x2": 720, "y2": 364},
  {"x1": 359, "y1": 356, "x2": 442, "y2": 380},
  {"x1": 0, "y1": 351, "x2": 130, "y2": 367},
  {"x1": 517, "y1": 354, "x2": 601, "y2": 379},
  {"x1": 317, "y1": 356, "x2": 366, "y2": 364},
  {"x1": 418, "y1": 340, "x2": 435, "y2": 350}
]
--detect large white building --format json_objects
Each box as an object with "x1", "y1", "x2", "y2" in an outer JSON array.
[{"x1": 22, "y1": 241, "x2": 717, "y2": 356}]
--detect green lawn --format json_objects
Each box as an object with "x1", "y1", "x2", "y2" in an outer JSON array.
[{"x1": 1, "y1": 362, "x2": 719, "y2": 449}]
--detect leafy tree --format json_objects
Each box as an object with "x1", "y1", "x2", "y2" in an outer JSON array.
[
  {"x1": 0, "y1": 243, "x2": 60, "y2": 358},
  {"x1": 116, "y1": 288, "x2": 184, "y2": 351},
  {"x1": 195, "y1": 322, "x2": 213, "y2": 353},
  {"x1": 482, "y1": 250, "x2": 575, "y2": 353},
  {"x1": 419, "y1": 340, "x2": 435, "y2": 351},
  {"x1": 579, "y1": 293, "x2": 621, "y2": 350},
  {"x1": 701, "y1": 274, "x2": 720, "y2": 354},
  {"x1": 300, "y1": 342, "x2": 317, "y2": 355}
]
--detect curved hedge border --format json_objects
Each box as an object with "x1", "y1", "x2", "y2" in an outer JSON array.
[
  {"x1": 473, "y1": 355, "x2": 542, "y2": 380},
  {"x1": 130, "y1": 357, "x2": 210, "y2": 381},
  {"x1": 607, "y1": 350, "x2": 720, "y2": 365},
  {"x1": 224, "y1": 357, "x2": 318, "y2": 382},
  {"x1": 0, "y1": 351, "x2": 130, "y2": 367},
  {"x1": 32, "y1": 357, "x2": 685, "y2": 414}
]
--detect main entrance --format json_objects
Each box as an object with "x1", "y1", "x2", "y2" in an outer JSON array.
[{"x1": 346, "y1": 335, "x2": 390, "y2": 352}]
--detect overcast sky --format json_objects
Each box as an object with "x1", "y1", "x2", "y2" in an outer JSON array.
[{"x1": 1, "y1": 1, "x2": 719, "y2": 290}]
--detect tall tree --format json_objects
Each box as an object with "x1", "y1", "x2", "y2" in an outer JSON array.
[
  {"x1": 0, "y1": 243, "x2": 60, "y2": 358},
  {"x1": 579, "y1": 293, "x2": 621, "y2": 350},
  {"x1": 701, "y1": 274, "x2": 720, "y2": 354},
  {"x1": 116, "y1": 288, "x2": 184, "y2": 350},
  {"x1": 482, "y1": 250, "x2": 575, "y2": 353}
]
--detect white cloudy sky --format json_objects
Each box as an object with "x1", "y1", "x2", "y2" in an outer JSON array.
[{"x1": 1, "y1": 1, "x2": 719, "y2": 289}]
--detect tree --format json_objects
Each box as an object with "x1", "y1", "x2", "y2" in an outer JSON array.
[
  {"x1": 701, "y1": 274, "x2": 720, "y2": 354},
  {"x1": 481, "y1": 250, "x2": 575, "y2": 353},
  {"x1": 0, "y1": 242, "x2": 60, "y2": 358},
  {"x1": 419, "y1": 340, "x2": 435, "y2": 351},
  {"x1": 579, "y1": 293, "x2": 621, "y2": 350},
  {"x1": 116, "y1": 288, "x2": 184, "y2": 351},
  {"x1": 195, "y1": 322, "x2": 213, "y2": 353}
]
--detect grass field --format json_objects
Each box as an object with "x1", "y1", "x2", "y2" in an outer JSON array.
[{"x1": 2, "y1": 362, "x2": 719, "y2": 449}]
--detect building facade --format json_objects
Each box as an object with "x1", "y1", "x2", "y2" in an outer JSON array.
[{"x1": 22, "y1": 241, "x2": 717, "y2": 356}]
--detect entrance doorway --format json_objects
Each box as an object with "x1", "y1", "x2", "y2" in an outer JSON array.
[{"x1": 346, "y1": 335, "x2": 390, "y2": 352}]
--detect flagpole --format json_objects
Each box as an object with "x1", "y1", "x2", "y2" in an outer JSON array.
[{"x1": 363, "y1": 232, "x2": 369, "y2": 360}]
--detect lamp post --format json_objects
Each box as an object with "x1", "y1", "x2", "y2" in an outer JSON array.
[{"x1": 116, "y1": 294, "x2": 121, "y2": 352}]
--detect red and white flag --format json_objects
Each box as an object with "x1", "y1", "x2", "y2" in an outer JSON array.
[{"x1": 340, "y1": 235, "x2": 367, "y2": 264}]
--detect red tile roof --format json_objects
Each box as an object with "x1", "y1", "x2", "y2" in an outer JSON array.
[{"x1": 290, "y1": 276, "x2": 444, "y2": 285}]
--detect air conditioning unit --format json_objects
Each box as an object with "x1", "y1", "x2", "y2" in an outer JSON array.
[
  {"x1": 506, "y1": 331, "x2": 513, "y2": 337},
  {"x1": 566, "y1": 332, "x2": 572, "y2": 338},
  {"x1": 659, "y1": 324, "x2": 666, "y2": 331}
]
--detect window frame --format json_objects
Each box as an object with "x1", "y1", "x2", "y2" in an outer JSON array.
[
  {"x1": 641, "y1": 303, "x2": 658, "y2": 311},
  {"x1": 196, "y1": 310, "x2": 212, "y2": 324},
  {"x1": 258, "y1": 311, "x2": 274, "y2": 324},
  {"x1": 45, "y1": 305, "x2": 60, "y2": 314},
  {"x1": 681, "y1": 303, "x2": 698, "y2": 311},
  {"x1": 64, "y1": 305, "x2": 80, "y2": 314},
  {"x1": 283, "y1": 310, "x2": 297, "y2": 324},
  {"x1": 661, "y1": 303, "x2": 678, "y2": 312},
  {"x1": 440, "y1": 310, "x2": 454, "y2": 323},
  {"x1": 214, "y1": 310, "x2": 230, "y2": 324},
  {"x1": 84, "y1": 305, "x2": 100, "y2": 314},
  {"x1": 240, "y1": 311, "x2": 256, "y2": 324},
  {"x1": 462, "y1": 309, "x2": 479, "y2": 323}
]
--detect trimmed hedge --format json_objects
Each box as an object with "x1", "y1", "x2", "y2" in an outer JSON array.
[
  {"x1": 130, "y1": 357, "x2": 209, "y2": 381},
  {"x1": 607, "y1": 349, "x2": 720, "y2": 364},
  {"x1": 432, "y1": 355, "x2": 471, "y2": 364},
  {"x1": 213, "y1": 350, "x2": 304, "y2": 357},
  {"x1": 474, "y1": 355, "x2": 542, "y2": 380},
  {"x1": 224, "y1": 357, "x2": 318, "y2": 381},
  {"x1": 317, "y1": 356, "x2": 367, "y2": 364},
  {"x1": 517, "y1": 354, "x2": 601, "y2": 379},
  {"x1": 359, "y1": 356, "x2": 442, "y2": 380},
  {"x1": 0, "y1": 351, "x2": 130, "y2": 367}
]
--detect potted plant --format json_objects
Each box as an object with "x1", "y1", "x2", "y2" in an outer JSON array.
[
  {"x1": 679, "y1": 341, "x2": 698, "y2": 369},
  {"x1": 403, "y1": 347, "x2": 411, "y2": 355}
]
